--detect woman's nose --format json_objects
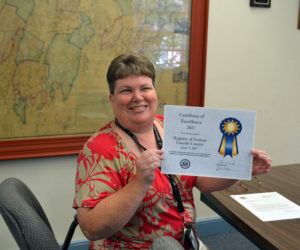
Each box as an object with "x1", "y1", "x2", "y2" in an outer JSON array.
[{"x1": 132, "y1": 90, "x2": 143, "y2": 101}]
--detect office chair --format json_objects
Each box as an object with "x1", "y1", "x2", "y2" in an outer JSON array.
[{"x1": 0, "y1": 177, "x2": 78, "y2": 250}]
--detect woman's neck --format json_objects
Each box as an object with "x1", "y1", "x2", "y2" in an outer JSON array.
[
  {"x1": 115, "y1": 118, "x2": 159, "y2": 150},
  {"x1": 116, "y1": 117, "x2": 154, "y2": 134}
]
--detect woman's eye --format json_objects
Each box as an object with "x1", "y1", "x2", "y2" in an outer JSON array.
[{"x1": 121, "y1": 89, "x2": 131, "y2": 93}]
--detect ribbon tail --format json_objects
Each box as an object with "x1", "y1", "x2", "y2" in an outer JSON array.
[
  {"x1": 218, "y1": 135, "x2": 226, "y2": 156},
  {"x1": 232, "y1": 136, "x2": 238, "y2": 156},
  {"x1": 224, "y1": 135, "x2": 232, "y2": 157},
  {"x1": 223, "y1": 135, "x2": 239, "y2": 157}
]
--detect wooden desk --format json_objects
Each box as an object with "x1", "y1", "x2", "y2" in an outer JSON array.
[{"x1": 200, "y1": 164, "x2": 300, "y2": 250}]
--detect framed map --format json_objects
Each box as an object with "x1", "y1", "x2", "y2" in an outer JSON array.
[{"x1": 0, "y1": 0, "x2": 209, "y2": 160}]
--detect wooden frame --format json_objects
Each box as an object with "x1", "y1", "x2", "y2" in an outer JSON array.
[
  {"x1": 298, "y1": 2, "x2": 300, "y2": 29},
  {"x1": 250, "y1": 0, "x2": 271, "y2": 8},
  {"x1": 0, "y1": 0, "x2": 209, "y2": 161}
]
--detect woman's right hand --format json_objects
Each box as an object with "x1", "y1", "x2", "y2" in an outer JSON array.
[{"x1": 135, "y1": 149, "x2": 164, "y2": 186}]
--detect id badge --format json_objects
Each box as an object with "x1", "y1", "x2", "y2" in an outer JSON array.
[{"x1": 183, "y1": 224, "x2": 199, "y2": 250}]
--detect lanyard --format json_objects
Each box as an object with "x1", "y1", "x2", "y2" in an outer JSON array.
[{"x1": 115, "y1": 118, "x2": 185, "y2": 213}]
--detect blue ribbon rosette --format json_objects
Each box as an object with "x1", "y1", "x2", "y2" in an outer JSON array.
[{"x1": 218, "y1": 117, "x2": 242, "y2": 157}]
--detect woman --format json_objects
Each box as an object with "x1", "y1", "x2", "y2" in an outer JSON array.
[{"x1": 73, "y1": 53, "x2": 272, "y2": 249}]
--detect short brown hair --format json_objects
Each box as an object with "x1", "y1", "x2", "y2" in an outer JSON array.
[{"x1": 106, "y1": 53, "x2": 155, "y2": 94}]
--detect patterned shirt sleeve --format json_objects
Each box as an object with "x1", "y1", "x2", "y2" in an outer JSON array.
[{"x1": 73, "y1": 123, "x2": 135, "y2": 208}]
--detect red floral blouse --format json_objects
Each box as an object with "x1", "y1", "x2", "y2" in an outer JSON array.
[{"x1": 73, "y1": 116, "x2": 196, "y2": 249}]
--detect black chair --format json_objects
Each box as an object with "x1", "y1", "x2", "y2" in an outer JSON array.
[{"x1": 0, "y1": 177, "x2": 78, "y2": 250}]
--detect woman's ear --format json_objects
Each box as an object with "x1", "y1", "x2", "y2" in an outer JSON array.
[{"x1": 109, "y1": 93, "x2": 114, "y2": 104}]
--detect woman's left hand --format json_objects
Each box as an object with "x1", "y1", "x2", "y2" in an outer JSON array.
[{"x1": 251, "y1": 149, "x2": 272, "y2": 176}]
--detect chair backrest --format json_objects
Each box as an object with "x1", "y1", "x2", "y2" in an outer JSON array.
[{"x1": 0, "y1": 177, "x2": 60, "y2": 250}]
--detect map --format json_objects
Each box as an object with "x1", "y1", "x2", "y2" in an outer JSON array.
[{"x1": 0, "y1": 0, "x2": 191, "y2": 139}]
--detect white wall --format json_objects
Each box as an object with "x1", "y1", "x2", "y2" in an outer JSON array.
[
  {"x1": 0, "y1": 155, "x2": 84, "y2": 249},
  {"x1": 205, "y1": 0, "x2": 300, "y2": 166},
  {"x1": 194, "y1": 0, "x2": 300, "y2": 220},
  {"x1": 194, "y1": 0, "x2": 300, "y2": 219},
  {"x1": 1, "y1": 0, "x2": 300, "y2": 249}
]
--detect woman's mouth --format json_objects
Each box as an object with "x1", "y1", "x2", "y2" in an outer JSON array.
[{"x1": 129, "y1": 105, "x2": 148, "y2": 111}]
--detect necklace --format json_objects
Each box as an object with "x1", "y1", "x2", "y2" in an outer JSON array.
[
  {"x1": 114, "y1": 118, "x2": 162, "y2": 151},
  {"x1": 114, "y1": 118, "x2": 185, "y2": 213}
]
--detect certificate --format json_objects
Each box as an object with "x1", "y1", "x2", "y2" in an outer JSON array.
[{"x1": 161, "y1": 105, "x2": 256, "y2": 180}]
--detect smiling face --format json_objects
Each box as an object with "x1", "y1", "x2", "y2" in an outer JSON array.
[{"x1": 109, "y1": 74, "x2": 157, "y2": 130}]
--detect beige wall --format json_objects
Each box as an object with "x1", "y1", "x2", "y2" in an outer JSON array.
[
  {"x1": 1, "y1": 0, "x2": 300, "y2": 248},
  {"x1": 0, "y1": 155, "x2": 81, "y2": 249},
  {"x1": 205, "y1": 0, "x2": 300, "y2": 166},
  {"x1": 194, "y1": 0, "x2": 300, "y2": 220}
]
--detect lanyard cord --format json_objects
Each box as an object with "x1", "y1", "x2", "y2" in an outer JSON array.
[{"x1": 115, "y1": 118, "x2": 185, "y2": 213}]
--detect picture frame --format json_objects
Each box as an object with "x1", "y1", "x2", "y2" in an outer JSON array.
[
  {"x1": 250, "y1": 0, "x2": 271, "y2": 8},
  {"x1": 0, "y1": 0, "x2": 209, "y2": 160},
  {"x1": 298, "y1": 2, "x2": 300, "y2": 29}
]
